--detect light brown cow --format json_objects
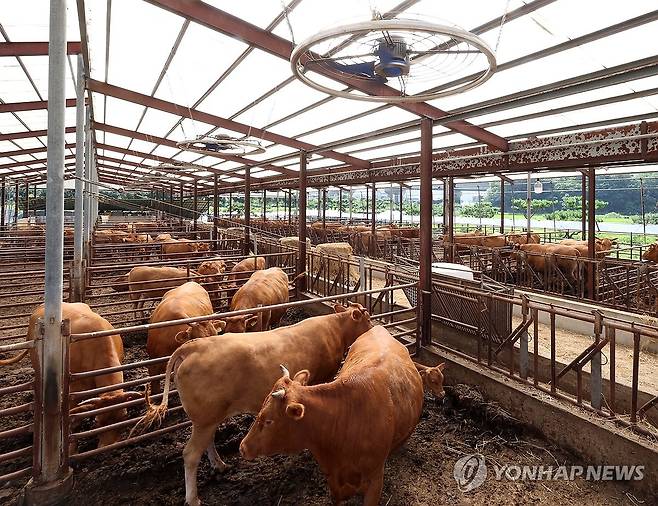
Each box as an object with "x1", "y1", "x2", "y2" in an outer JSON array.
[
  {"x1": 228, "y1": 256, "x2": 266, "y2": 282},
  {"x1": 559, "y1": 238, "x2": 616, "y2": 258},
  {"x1": 223, "y1": 267, "x2": 289, "y2": 332},
  {"x1": 154, "y1": 233, "x2": 173, "y2": 242},
  {"x1": 146, "y1": 282, "x2": 225, "y2": 394},
  {"x1": 134, "y1": 303, "x2": 373, "y2": 506},
  {"x1": 643, "y1": 243, "x2": 658, "y2": 262},
  {"x1": 162, "y1": 238, "x2": 210, "y2": 255},
  {"x1": 507, "y1": 233, "x2": 541, "y2": 245},
  {"x1": 0, "y1": 303, "x2": 140, "y2": 448},
  {"x1": 126, "y1": 266, "x2": 191, "y2": 319},
  {"x1": 414, "y1": 361, "x2": 446, "y2": 398},
  {"x1": 239, "y1": 325, "x2": 424, "y2": 506},
  {"x1": 517, "y1": 243, "x2": 581, "y2": 281},
  {"x1": 94, "y1": 229, "x2": 129, "y2": 244}
]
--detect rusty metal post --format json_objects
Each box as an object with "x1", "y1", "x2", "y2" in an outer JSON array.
[
  {"x1": 370, "y1": 184, "x2": 376, "y2": 256},
  {"x1": 500, "y1": 178, "x2": 505, "y2": 234},
  {"x1": 228, "y1": 192, "x2": 232, "y2": 220},
  {"x1": 14, "y1": 183, "x2": 19, "y2": 224},
  {"x1": 288, "y1": 190, "x2": 292, "y2": 225},
  {"x1": 244, "y1": 168, "x2": 251, "y2": 256},
  {"x1": 213, "y1": 173, "x2": 219, "y2": 249},
  {"x1": 419, "y1": 118, "x2": 433, "y2": 346},
  {"x1": 338, "y1": 188, "x2": 343, "y2": 222},
  {"x1": 445, "y1": 177, "x2": 455, "y2": 262},
  {"x1": 322, "y1": 188, "x2": 326, "y2": 228},
  {"x1": 23, "y1": 0, "x2": 74, "y2": 501},
  {"x1": 317, "y1": 188, "x2": 321, "y2": 220},
  {"x1": 179, "y1": 182, "x2": 183, "y2": 225},
  {"x1": 587, "y1": 167, "x2": 596, "y2": 297},
  {"x1": 25, "y1": 182, "x2": 30, "y2": 219},
  {"x1": 297, "y1": 152, "x2": 308, "y2": 292},
  {"x1": 193, "y1": 180, "x2": 198, "y2": 232},
  {"x1": 262, "y1": 189, "x2": 266, "y2": 222},
  {"x1": 399, "y1": 184, "x2": 403, "y2": 225},
  {"x1": 581, "y1": 172, "x2": 586, "y2": 240},
  {"x1": 0, "y1": 177, "x2": 5, "y2": 229}
]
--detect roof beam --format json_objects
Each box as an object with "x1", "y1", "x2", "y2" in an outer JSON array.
[
  {"x1": 145, "y1": 0, "x2": 508, "y2": 151},
  {"x1": 0, "y1": 127, "x2": 75, "y2": 142},
  {"x1": 0, "y1": 98, "x2": 76, "y2": 114},
  {"x1": 0, "y1": 155, "x2": 76, "y2": 177},
  {"x1": 0, "y1": 143, "x2": 75, "y2": 159},
  {"x1": 92, "y1": 121, "x2": 296, "y2": 177},
  {"x1": 87, "y1": 79, "x2": 370, "y2": 168},
  {"x1": 0, "y1": 41, "x2": 82, "y2": 56}
]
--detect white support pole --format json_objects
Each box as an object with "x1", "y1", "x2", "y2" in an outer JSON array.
[
  {"x1": 83, "y1": 107, "x2": 91, "y2": 248},
  {"x1": 526, "y1": 171, "x2": 532, "y2": 236},
  {"x1": 26, "y1": 0, "x2": 74, "y2": 501},
  {"x1": 72, "y1": 55, "x2": 85, "y2": 302}
]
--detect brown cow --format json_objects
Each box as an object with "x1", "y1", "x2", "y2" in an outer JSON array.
[
  {"x1": 133, "y1": 303, "x2": 373, "y2": 506},
  {"x1": 228, "y1": 256, "x2": 266, "y2": 282},
  {"x1": 0, "y1": 303, "x2": 141, "y2": 448},
  {"x1": 154, "y1": 233, "x2": 173, "y2": 242},
  {"x1": 239, "y1": 325, "x2": 424, "y2": 506},
  {"x1": 643, "y1": 243, "x2": 658, "y2": 262},
  {"x1": 517, "y1": 243, "x2": 581, "y2": 281},
  {"x1": 223, "y1": 267, "x2": 289, "y2": 332},
  {"x1": 146, "y1": 282, "x2": 225, "y2": 394},
  {"x1": 162, "y1": 238, "x2": 210, "y2": 255},
  {"x1": 507, "y1": 233, "x2": 541, "y2": 245},
  {"x1": 414, "y1": 361, "x2": 446, "y2": 398},
  {"x1": 559, "y1": 238, "x2": 616, "y2": 258},
  {"x1": 126, "y1": 266, "x2": 191, "y2": 319}
]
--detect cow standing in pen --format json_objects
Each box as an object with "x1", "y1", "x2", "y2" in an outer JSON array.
[
  {"x1": 240, "y1": 325, "x2": 424, "y2": 506},
  {"x1": 132, "y1": 303, "x2": 373, "y2": 506}
]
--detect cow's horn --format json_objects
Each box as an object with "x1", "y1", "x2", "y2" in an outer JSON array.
[
  {"x1": 280, "y1": 364, "x2": 290, "y2": 379},
  {"x1": 271, "y1": 389, "x2": 286, "y2": 398}
]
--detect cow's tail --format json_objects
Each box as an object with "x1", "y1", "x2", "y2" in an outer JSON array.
[
  {"x1": 0, "y1": 349, "x2": 29, "y2": 366},
  {"x1": 290, "y1": 271, "x2": 306, "y2": 287},
  {"x1": 130, "y1": 345, "x2": 184, "y2": 437}
]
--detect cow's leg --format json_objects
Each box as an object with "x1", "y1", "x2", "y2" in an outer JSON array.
[
  {"x1": 147, "y1": 364, "x2": 162, "y2": 395},
  {"x1": 183, "y1": 423, "x2": 216, "y2": 506},
  {"x1": 363, "y1": 468, "x2": 384, "y2": 506},
  {"x1": 205, "y1": 440, "x2": 229, "y2": 473}
]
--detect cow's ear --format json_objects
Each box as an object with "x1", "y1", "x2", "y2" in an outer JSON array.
[
  {"x1": 213, "y1": 320, "x2": 227, "y2": 333},
  {"x1": 351, "y1": 309, "x2": 363, "y2": 321},
  {"x1": 437, "y1": 362, "x2": 446, "y2": 371},
  {"x1": 293, "y1": 370, "x2": 310, "y2": 386},
  {"x1": 334, "y1": 303, "x2": 347, "y2": 313},
  {"x1": 285, "y1": 402, "x2": 305, "y2": 420},
  {"x1": 174, "y1": 326, "x2": 192, "y2": 344}
]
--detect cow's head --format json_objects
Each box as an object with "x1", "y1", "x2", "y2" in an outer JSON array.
[
  {"x1": 418, "y1": 363, "x2": 446, "y2": 399},
  {"x1": 333, "y1": 302, "x2": 373, "y2": 343},
  {"x1": 643, "y1": 243, "x2": 658, "y2": 262},
  {"x1": 197, "y1": 242, "x2": 211, "y2": 252},
  {"x1": 239, "y1": 365, "x2": 310, "y2": 460},
  {"x1": 217, "y1": 314, "x2": 260, "y2": 333},
  {"x1": 174, "y1": 320, "x2": 226, "y2": 343},
  {"x1": 198, "y1": 260, "x2": 226, "y2": 277},
  {"x1": 154, "y1": 233, "x2": 172, "y2": 242},
  {"x1": 71, "y1": 390, "x2": 142, "y2": 447}
]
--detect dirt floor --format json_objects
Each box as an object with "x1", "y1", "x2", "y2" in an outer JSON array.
[{"x1": 512, "y1": 315, "x2": 658, "y2": 395}]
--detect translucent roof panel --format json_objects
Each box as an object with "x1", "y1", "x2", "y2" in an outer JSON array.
[
  {"x1": 205, "y1": 0, "x2": 286, "y2": 30},
  {"x1": 106, "y1": 2, "x2": 184, "y2": 96},
  {"x1": 197, "y1": 48, "x2": 293, "y2": 119},
  {"x1": 0, "y1": 0, "x2": 80, "y2": 42},
  {"x1": 154, "y1": 23, "x2": 250, "y2": 108}
]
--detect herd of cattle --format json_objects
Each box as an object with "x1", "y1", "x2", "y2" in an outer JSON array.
[{"x1": 1, "y1": 237, "x2": 445, "y2": 505}]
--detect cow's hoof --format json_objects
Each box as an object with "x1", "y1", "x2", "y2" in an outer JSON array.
[
  {"x1": 210, "y1": 462, "x2": 231, "y2": 475},
  {"x1": 185, "y1": 499, "x2": 201, "y2": 506}
]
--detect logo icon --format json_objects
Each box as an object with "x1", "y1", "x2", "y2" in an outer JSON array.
[{"x1": 453, "y1": 454, "x2": 487, "y2": 492}]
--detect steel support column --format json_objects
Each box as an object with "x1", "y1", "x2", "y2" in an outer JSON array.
[
  {"x1": 193, "y1": 180, "x2": 198, "y2": 232},
  {"x1": 228, "y1": 192, "x2": 232, "y2": 220},
  {"x1": 399, "y1": 184, "x2": 403, "y2": 225},
  {"x1": 322, "y1": 188, "x2": 326, "y2": 228},
  {"x1": 244, "y1": 167, "x2": 251, "y2": 255},
  {"x1": 24, "y1": 182, "x2": 30, "y2": 219},
  {"x1": 213, "y1": 173, "x2": 219, "y2": 249},
  {"x1": 419, "y1": 118, "x2": 433, "y2": 347},
  {"x1": 500, "y1": 178, "x2": 505, "y2": 234},
  {"x1": 445, "y1": 178, "x2": 455, "y2": 261},
  {"x1": 26, "y1": 0, "x2": 73, "y2": 501},
  {"x1": 288, "y1": 190, "x2": 292, "y2": 224},
  {"x1": 72, "y1": 55, "x2": 85, "y2": 302},
  {"x1": 338, "y1": 188, "x2": 342, "y2": 222},
  {"x1": 581, "y1": 172, "x2": 586, "y2": 240},
  {"x1": 317, "y1": 188, "x2": 321, "y2": 220},
  {"x1": 297, "y1": 152, "x2": 308, "y2": 292},
  {"x1": 370, "y1": 183, "x2": 376, "y2": 256},
  {"x1": 262, "y1": 189, "x2": 267, "y2": 222},
  {"x1": 587, "y1": 168, "x2": 596, "y2": 297},
  {"x1": 179, "y1": 183, "x2": 183, "y2": 225},
  {"x1": 82, "y1": 107, "x2": 91, "y2": 248},
  {"x1": 0, "y1": 178, "x2": 5, "y2": 229},
  {"x1": 13, "y1": 183, "x2": 19, "y2": 223}
]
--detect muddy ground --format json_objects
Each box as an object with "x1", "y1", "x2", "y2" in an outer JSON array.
[{"x1": 0, "y1": 304, "x2": 649, "y2": 505}]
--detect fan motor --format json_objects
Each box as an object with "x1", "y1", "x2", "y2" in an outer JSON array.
[{"x1": 374, "y1": 37, "x2": 410, "y2": 78}]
